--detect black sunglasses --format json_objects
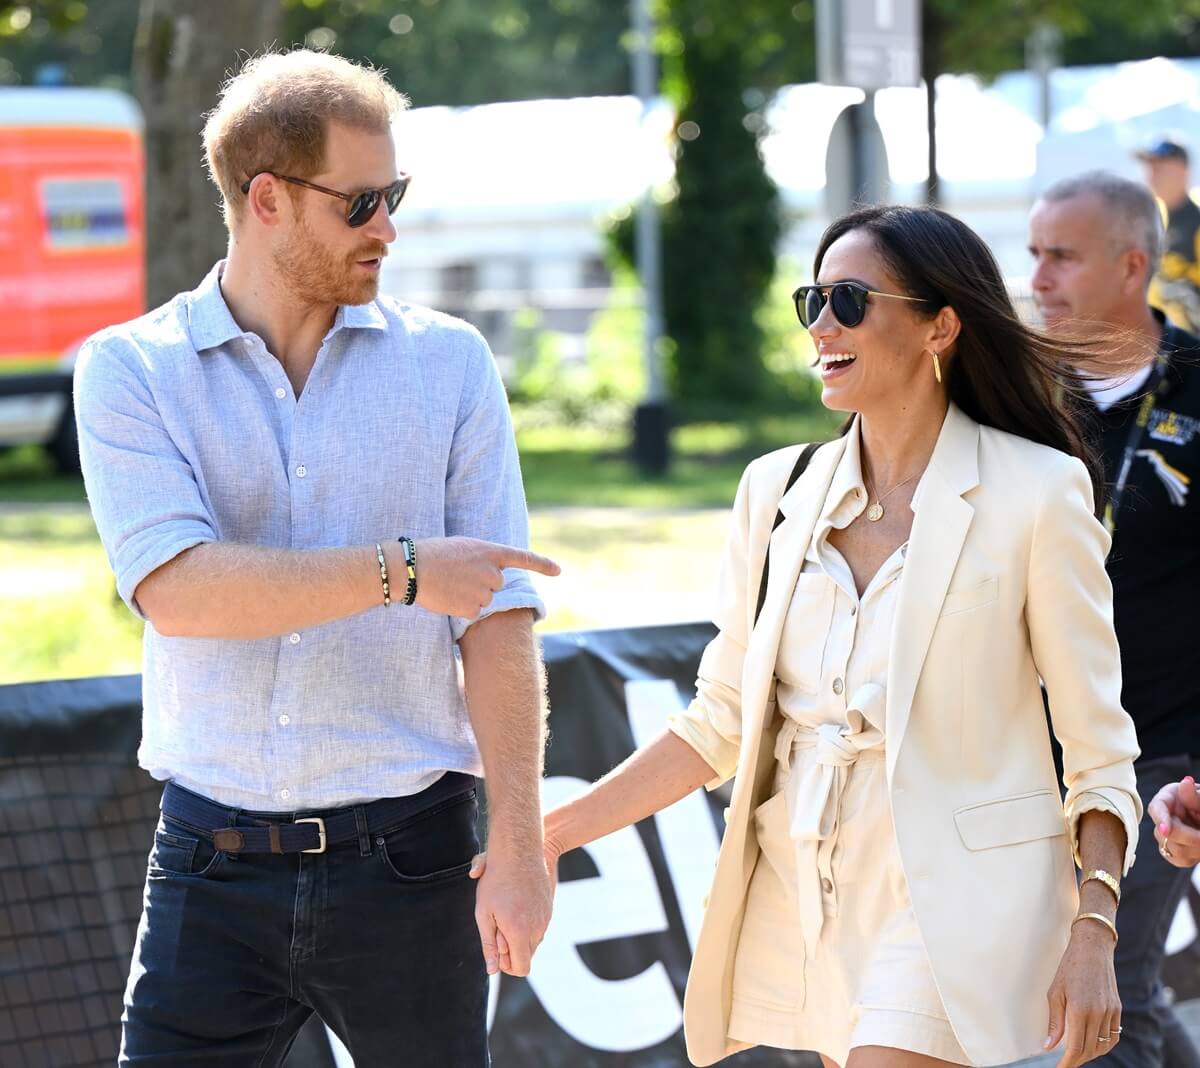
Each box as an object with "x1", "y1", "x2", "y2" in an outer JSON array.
[
  {"x1": 240, "y1": 172, "x2": 411, "y2": 227},
  {"x1": 792, "y1": 281, "x2": 925, "y2": 328}
]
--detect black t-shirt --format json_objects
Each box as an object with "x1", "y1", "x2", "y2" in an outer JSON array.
[{"x1": 1087, "y1": 314, "x2": 1200, "y2": 759}]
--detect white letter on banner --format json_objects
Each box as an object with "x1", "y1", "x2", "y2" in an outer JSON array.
[
  {"x1": 624, "y1": 679, "x2": 722, "y2": 952},
  {"x1": 525, "y1": 775, "x2": 681, "y2": 1050}
]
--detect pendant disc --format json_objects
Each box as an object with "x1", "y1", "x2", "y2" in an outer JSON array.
[{"x1": 866, "y1": 503, "x2": 884, "y2": 522}]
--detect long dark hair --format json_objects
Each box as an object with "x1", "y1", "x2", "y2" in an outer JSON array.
[{"x1": 814, "y1": 205, "x2": 1105, "y2": 509}]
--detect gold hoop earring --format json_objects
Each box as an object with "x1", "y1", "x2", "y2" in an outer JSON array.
[{"x1": 930, "y1": 349, "x2": 942, "y2": 384}]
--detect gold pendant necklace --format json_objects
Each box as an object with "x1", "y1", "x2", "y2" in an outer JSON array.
[{"x1": 865, "y1": 472, "x2": 918, "y2": 522}]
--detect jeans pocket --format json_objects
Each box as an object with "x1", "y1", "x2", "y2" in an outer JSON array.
[
  {"x1": 376, "y1": 791, "x2": 479, "y2": 884},
  {"x1": 148, "y1": 820, "x2": 223, "y2": 877}
]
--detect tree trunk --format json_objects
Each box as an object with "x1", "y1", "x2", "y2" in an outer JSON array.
[{"x1": 133, "y1": 0, "x2": 283, "y2": 309}]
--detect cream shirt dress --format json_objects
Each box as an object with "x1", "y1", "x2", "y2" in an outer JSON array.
[{"x1": 674, "y1": 428, "x2": 970, "y2": 1066}]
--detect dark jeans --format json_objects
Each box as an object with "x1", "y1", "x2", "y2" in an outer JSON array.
[
  {"x1": 1105, "y1": 753, "x2": 1200, "y2": 1068},
  {"x1": 119, "y1": 778, "x2": 489, "y2": 1067}
]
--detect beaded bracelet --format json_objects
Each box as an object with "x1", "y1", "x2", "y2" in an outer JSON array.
[
  {"x1": 399, "y1": 536, "x2": 418, "y2": 606},
  {"x1": 375, "y1": 543, "x2": 391, "y2": 607}
]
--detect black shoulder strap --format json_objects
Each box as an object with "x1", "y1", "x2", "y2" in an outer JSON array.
[{"x1": 753, "y1": 442, "x2": 821, "y2": 627}]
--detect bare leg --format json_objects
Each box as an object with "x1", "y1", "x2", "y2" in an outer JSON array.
[
  {"x1": 820, "y1": 1057, "x2": 842, "y2": 1068},
  {"x1": 845, "y1": 1047, "x2": 966, "y2": 1068}
]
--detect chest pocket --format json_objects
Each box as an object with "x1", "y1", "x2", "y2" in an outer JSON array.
[
  {"x1": 939, "y1": 575, "x2": 998, "y2": 618},
  {"x1": 774, "y1": 572, "x2": 836, "y2": 694}
]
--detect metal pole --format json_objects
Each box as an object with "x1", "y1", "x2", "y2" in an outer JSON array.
[{"x1": 630, "y1": 0, "x2": 669, "y2": 474}]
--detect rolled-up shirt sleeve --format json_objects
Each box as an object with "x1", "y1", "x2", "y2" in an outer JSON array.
[
  {"x1": 444, "y1": 329, "x2": 545, "y2": 640},
  {"x1": 1026, "y1": 454, "x2": 1141, "y2": 874},
  {"x1": 667, "y1": 460, "x2": 761, "y2": 790},
  {"x1": 74, "y1": 334, "x2": 217, "y2": 620}
]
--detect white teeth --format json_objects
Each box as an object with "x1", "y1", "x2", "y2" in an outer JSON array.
[{"x1": 821, "y1": 353, "x2": 856, "y2": 364}]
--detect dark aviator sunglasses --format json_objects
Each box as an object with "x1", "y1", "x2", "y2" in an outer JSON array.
[
  {"x1": 792, "y1": 281, "x2": 925, "y2": 328},
  {"x1": 240, "y1": 172, "x2": 412, "y2": 228}
]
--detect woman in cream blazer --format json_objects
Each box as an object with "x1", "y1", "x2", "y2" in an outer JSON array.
[{"x1": 476, "y1": 206, "x2": 1142, "y2": 1067}]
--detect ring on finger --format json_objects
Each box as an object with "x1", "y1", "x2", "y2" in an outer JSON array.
[
  {"x1": 1098, "y1": 1036, "x2": 1110, "y2": 1043},
  {"x1": 1161, "y1": 840, "x2": 1175, "y2": 860},
  {"x1": 1111, "y1": 1026, "x2": 1122, "y2": 1034}
]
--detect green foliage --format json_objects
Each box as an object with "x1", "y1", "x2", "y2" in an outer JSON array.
[
  {"x1": 508, "y1": 270, "x2": 647, "y2": 432},
  {"x1": 925, "y1": 0, "x2": 1200, "y2": 80},
  {"x1": 0, "y1": 0, "x2": 138, "y2": 89},
  {"x1": 608, "y1": 0, "x2": 784, "y2": 418},
  {"x1": 758, "y1": 259, "x2": 823, "y2": 413},
  {"x1": 280, "y1": 0, "x2": 629, "y2": 107}
]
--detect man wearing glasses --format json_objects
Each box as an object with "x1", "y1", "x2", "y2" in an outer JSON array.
[
  {"x1": 75, "y1": 48, "x2": 558, "y2": 1066},
  {"x1": 1029, "y1": 170, "x2": 1200, "y2": 1068}
]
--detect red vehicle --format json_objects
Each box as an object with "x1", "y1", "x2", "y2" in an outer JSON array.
[{"x1": 0, "y1": 87, "x2": 144, "y2": 472}]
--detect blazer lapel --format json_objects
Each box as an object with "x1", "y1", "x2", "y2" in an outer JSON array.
[
  {"x1": 740, "y1": 436, "x2": 846, "y2": 737},
  {"x1": 885, "y1": 406, "x2": 980, "y2": 783}
]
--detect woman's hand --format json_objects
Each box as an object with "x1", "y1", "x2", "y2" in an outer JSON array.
[
  {"x1": 1044, "y1": 918, "x2": 1121, "y2": 1066},
  {"x1": 469, "y1": 835, "x2": 563, "y2": 974},
  {"x1": 1149, "y1": 776, "x2": 1200, "y2": 868},
  {"x1": 470, "y1": 837, "x2": 562, "y2": 892}
]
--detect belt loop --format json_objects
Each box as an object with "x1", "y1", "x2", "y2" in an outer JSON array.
[
  {"x1": 354, "y1": 805, "x2": 371, "y2": 856},
  {"x1": 226, "y1": 806, "x2": 243, "y2": 862}
]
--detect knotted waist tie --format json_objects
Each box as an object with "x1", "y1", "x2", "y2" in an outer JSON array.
[{"x1": 773, "y1": 681, "x2": 886, "y2": 960}]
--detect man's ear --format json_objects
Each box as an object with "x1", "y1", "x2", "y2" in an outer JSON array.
[
  {"x1": 1122, "y1": 247, "x2": 1151, "y2": 295},
  {"x1": 243, "y1": 174, "x2": 286, "y2": 228}
]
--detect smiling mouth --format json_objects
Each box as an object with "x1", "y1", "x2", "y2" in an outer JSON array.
[{"x1": 820, "y1": 353, "x2": 857, "y2": 375}]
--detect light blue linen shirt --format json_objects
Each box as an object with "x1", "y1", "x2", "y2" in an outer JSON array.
[{"x1": 74, "y1": 262, "x2": 544, "y2": 810}]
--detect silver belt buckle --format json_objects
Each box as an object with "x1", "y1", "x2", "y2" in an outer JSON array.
[{"x1": 296, "y1": 816, "x2": 327, "y2": 854}]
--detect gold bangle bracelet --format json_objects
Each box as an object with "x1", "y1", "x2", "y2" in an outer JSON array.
[
  {"x1": 1072, "y1": 912, "x2": 1118, "y2": 945},
  {"x1": 1081, "y1": 868, "x2": 1121, "y2": 904}
]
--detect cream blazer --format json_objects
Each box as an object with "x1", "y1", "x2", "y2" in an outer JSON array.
[{"x1": 674, "y1": 404, "x2": 1141, "y2": 1067}]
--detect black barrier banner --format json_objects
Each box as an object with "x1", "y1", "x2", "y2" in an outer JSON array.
[{"x1": 6, "y1": 625, "x2": 1200, "y2": 1067}]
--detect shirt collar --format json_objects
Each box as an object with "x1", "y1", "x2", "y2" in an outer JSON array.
[
  {"x1": 819, "y1": 416, "x2": 870, "y2": 531},
  {"x1": 186, "y1": 260, "x2": 389, "y2": 354},
  {"x1": 186, "y1": 261, "x2": 243, "y2": 353}
]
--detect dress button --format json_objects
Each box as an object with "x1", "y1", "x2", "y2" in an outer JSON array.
[
  {"x1": 274, "y1": 387, "x2": 286, "y2": 399},
  {"x1": 832, "y1": 677, "x2": 844, "y2": 695},
  {"x1": 278, "y1": 714, "x2": 290, "y2": 726},
  {"x1": 295, "y1": 464, "x2": 307, "y2": 478},
  {"x1": 279, "y1": 789, "x2": 291, "y2": 800},
  {"x1": 821, "y1": 878, "x2": 834, "y2": 894},
  {"x1": 289, "y1": 632, "x2": 300, "y2": 645},
  {"x1": 850, "y1": 604, "x2": 857, "y2": 616}
]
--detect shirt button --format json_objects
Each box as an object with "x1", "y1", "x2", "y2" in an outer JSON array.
[
  {"x1": 278, "y1": 714, "x2": 291, "y2": 726},
  {"x1": 821, "y1": 877, "x2": 834, "y2": 894},
  {"x1": 279, "y1": 789, "x2": 291, "y2": 800},
  {"x1": 274, "y1": 387, "x2": 286, "y2": 399},
  {"x1": 850, "y1": 604, "x2": 857, "y2": 616},
  {"x1": 289, "y1": 632, "x2": 300, "y2": 645},
  {"x1": 832, "y1": 677, "x2": 844, "y2": 695},
  {"x1": 295, "y1": 464, "x2": 307, "y2": 478}
]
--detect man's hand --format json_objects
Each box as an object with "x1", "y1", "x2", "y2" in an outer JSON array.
[
  {"x1": 469, "y1": 838, "x2": 556, "y2": 977},
  {"x1": 409, "y1": 537, "x2": 559, "y2": 619},
  {"x1": 1150, "y1": 775, "x2": 1200, "y2": 867}
]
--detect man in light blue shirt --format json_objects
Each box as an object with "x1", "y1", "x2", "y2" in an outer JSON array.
[{"x1": 75, "y1": 49, "x2": 558, "y2": 1067}]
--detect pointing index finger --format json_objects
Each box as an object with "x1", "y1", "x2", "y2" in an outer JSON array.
[{"x1": 490, "y1": 545, "x2": 561, "y2": 577}]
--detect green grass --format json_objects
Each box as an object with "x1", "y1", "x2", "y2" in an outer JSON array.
[
  {"x1": 0, "y1": 507, "x2": 143, "y2": 684},
  {"x1": 0, "y1": 445, "x2": 86, "y2": 503},
  {"x1": 517, "y1": 410, "x2": 840, "y2": 507}
]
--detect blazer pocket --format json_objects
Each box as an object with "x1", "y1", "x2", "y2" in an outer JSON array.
[
  {"x1": 953, "y1": 789, "x2": 1066, "y2": 851},
  {"x1": 939, "y1": 575, "x2": 999, "y2": 617}
]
